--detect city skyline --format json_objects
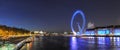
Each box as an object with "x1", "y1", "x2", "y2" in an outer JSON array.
[{"x1": 0, "y1": 0, "x2": 120, "y2": 32}]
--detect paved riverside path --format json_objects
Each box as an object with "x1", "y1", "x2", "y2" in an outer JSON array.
[
  {"x1": 0, "y1": 36, "x2": 30, "y2": 44},
  {"x1": 0, "y1": 36, "x2": 30, "y2": 50}
]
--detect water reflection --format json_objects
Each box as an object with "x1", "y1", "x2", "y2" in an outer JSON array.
[
  {"x1": 21, "y1": 37, "x2": 120, "y2": 50},
  {"x1": 70, "y1": 37, "x2": 120, "y2": 50},
  {"x1": 70, "y1": 37, "x2": 78, "y2": 50},
  {"x1": 113, "y1": 37, "x2": 120, "y2": 47},
  {"x1": 95, "y1": 37, "x2": 120, "y2": 48}
]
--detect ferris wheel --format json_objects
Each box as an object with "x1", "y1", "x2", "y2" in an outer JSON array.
[{"x1": 71, "y1": 10, "x2": 86, "y2": 36}]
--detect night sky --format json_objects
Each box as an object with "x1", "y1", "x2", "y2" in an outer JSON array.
[{"x1": 0, "y1": 0, "x2": 120, "y2": 32}]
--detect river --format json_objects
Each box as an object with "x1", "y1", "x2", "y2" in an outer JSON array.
[{"x1": 20, "y1": 36, "x2": 120, "y2": 50}]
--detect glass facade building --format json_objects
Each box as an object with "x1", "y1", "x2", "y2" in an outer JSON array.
[
  {"x1": 85, "y1": 25, "x2": 120, "y2": 36},
  {"x1": 114, "y1": 28, "x2": 120, "y2": 35},
  {"x1": 85, "y1": 30, "x2": 95, "y2": 35},
  {"x1": 98, "y1": 29, "x2": 110, "y2": 35}
]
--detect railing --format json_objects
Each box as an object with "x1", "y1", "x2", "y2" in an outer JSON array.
[{"x1": 13, "y1": 37, "x2": 33, "y2": 50}]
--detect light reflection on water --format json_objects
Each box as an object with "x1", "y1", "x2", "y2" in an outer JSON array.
[
  {"x1": 21, "y1": 37, "x2": 120, "y2": 50},
  {"x1": 70, "y1": 37, "x2": 78, "y2": 50},
  {"x1": 70, "y1": 37, "x2": 120, "y2": 50}
]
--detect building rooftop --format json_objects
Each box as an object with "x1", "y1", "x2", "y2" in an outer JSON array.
[{"x1": 86, "y1": 25, "x2": 120, "y2": 31}]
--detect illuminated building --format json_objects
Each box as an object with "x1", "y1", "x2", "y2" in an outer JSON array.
[
  {"x1": 85, "y1": 29, "x2": 95, "y2": 35},
  {"x1": 87, "y1": 22, "x2": 95, "y2": 29},
  {"x1": 0, "y1": 25, "x2": 30, "y2": 37},
  {"x1": 64, "y1": 32, "x2": 68, "y2": 35},
  {"x1": 34, "y1": 31, "x2": 39, "y2": 33},
  {"x1": 85, "y1": 25, "x2": 120, "y2": 36}
]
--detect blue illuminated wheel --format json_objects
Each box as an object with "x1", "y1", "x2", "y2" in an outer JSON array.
[{"x1": 71, "y1": 10, "x2": 86, "y2": 35}]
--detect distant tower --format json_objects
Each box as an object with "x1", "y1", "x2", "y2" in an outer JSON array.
[{"x1": 87, "y1": 22, "x2": 95, "y2": 29}]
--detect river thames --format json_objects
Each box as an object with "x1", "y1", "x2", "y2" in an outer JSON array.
[{"x1": 20, "y1": 36, "x2": 120, "y2": 50}]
